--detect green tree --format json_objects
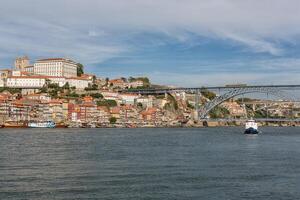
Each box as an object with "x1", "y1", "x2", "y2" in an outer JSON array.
[
  {"x1": 77, "y1": 63, "x2": 84, "y2": 76},
  {"x1": 97, "y1": 99, "x2": 117, "y2": 107},
  {"x1": 201, "y1": 89, "x2": 216, "y2": 100},
  {"x1": 209, "y1": 106, "x2": 230, "y2": 118},
  {"x1": 90, "y1": 93, "x2": 103, "y2": 99},
  {"x1": 62, "y1": 82, "x2": 70, "y2": 90},
  {"x1": 109, "y1": 117, "x2": 117, "y2": 124}
]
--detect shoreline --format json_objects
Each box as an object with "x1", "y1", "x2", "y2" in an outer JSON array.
[{"x1": 1, "y1": 123, "x2": 300, "y2": 129}]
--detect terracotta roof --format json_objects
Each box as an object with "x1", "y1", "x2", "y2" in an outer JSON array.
[
  {"x1": 49, "y1": 99, "x2": 63, "y2": 104},
  {"x1": 109, "y1": 79, "x2": 125, "y2": 83},
  {"x1": 66, "y1": 76, "x2": 90, "y2": 80},
  {"x1": 0, "y1": 69, "x2": 12, "y2": 71},
  {"x1": 110, "y1": 107, "x2": 120, "y2": 114}
]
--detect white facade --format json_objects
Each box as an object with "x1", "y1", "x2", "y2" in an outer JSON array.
[
  {"x1": 128, "y1": 80, "x2": 144, "y2": 88},
  {"x1": 119, "y1": 94, "x2": 139, "y2": 105},
  {"x1": 0, "y1": 79, "x2": 5, "y2": 87},
  {"x1": 7, "y1": 76, "x2": 46, "y2": 88},
  {"x1": 24, "y1": 66, "x2": 34, "y2": 73},
  {"x1": 66, "y1": 78, "x2": 92, "y2": 89},
  {"x1": 5, "y1": 75, "x2": 91, "y2": 89},
  {"x1": 34, "y1": 58, "x2": 77, "y2": 77}
]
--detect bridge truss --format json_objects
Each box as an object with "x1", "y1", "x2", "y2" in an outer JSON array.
[
  {"x1": 198, "y1": 87, "x2": 297, "y2": 119},
  {"x1": 122, "y1": 84, "x2": 300, "y2": 119}
]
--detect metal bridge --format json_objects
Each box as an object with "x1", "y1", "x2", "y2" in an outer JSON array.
[
  {"x1": 122, "y1": 84, "x2": 300, "y2": 119},
  {"x1": 122, "y1": 84, "x2": 300, "y2": 94}
]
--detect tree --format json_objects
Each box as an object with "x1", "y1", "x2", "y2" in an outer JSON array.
[
  {"x1": 62, "y1": 82, "x2": 70, "y2": 90},
  {"x1": 97, "y1": 99, "x2": 117, "y2": 107},
  {"x1": 67, "y1": 92, "x2": 79, "y2": 98},
  {"x1": 201, "y1": 89, "x2": 216, "y2": 100},
  {"x1": 90, "y1": 93, "x2": 103, "y2": 99},
  {"x1": 109, "y1": 117, "x2": 117, "y2": 124},
  {"x1": 77, "y1": 63, "x2": 84, "y2": 76}
]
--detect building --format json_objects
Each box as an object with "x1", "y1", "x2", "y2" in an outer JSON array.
[
  {"x1": 119, "y1": 93, "x2": 139, "y2": 105},
  {"x1": 108, "y1": 78, "x2": 127, "y2": 89},
  {"x1": 6, "y1": 76, "x2": 46, "y2": 88},
  {"x1": 34, "y1": 58, "x2": 77, "y2": 77},
  {"x1": 128, "y1": 80, "x2": 144, "y2": 88},
  {"x1": 0, "y1": 69, "x2": 12, "y2": 87},
  {"x1": 24, "y1": 65, "x2": 34, "y2": 74},
  {"x1": 65, "y1": 77, "x2": 92, "y2": 89},
  {"x1": 15, "y1": 56, "x2": 30, "y2": 71}
]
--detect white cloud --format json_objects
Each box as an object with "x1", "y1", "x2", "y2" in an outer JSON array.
[{"x1": 1, "y1": 0, "x2": 300, "y2": 57}]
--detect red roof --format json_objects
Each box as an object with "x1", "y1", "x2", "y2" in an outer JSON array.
[{"x1": 110, "y1": 107, "x2": 120, "y2": 114}]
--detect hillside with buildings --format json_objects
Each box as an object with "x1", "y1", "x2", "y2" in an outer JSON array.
[{"x1": 0, "y1": 56, "x2": 300, "y2": 128}]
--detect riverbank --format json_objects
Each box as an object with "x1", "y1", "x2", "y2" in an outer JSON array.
[{"x1": 1, "y1": 121, "x2": 299, "y2": 128}]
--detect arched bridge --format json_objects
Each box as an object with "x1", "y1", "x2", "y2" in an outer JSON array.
[
  {"x1": 122, "y1": 84, "x2": 300, "y2": 119},
  {"x1": 198, "y1": 86, "x2": 297, "y2": 118}
]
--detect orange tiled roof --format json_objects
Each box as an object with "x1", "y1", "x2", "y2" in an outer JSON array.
[{"x1": 110, "y1": 107, "x2": 120, "y2": 114}]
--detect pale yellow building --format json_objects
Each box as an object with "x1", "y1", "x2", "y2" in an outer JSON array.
[{"x1": 15, "y1": 56, "x2": 30, "y2": 71}]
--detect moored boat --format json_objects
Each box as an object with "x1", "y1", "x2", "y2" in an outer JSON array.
[
  {"x1": 244, "y1": 119, "x2": 259, "y2": 134},
  {"x1": 28, "y1": 121, "x2": 56, "y2": 128},
  {"x1": 4, "y1": 120, "x2": 28, "y2": 128}
]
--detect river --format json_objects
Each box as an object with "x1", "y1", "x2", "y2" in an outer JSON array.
[{"x1": 1, "y1": 127, "x2": 300, "y2": 199}]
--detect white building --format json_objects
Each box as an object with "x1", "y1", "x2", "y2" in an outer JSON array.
[
  {"x1": 66, "y1": 77, "x2": 92, "y2": 89},
  {"x1": 24, "y1": 65, "x2": 34, "y2": 74},
  {"x1": 34, "y1": 58, "x2": 77, "y2": 77},
  {"x1": 128, "y1": 80, "x2": 144, "y2": 88},
  {"x1": 119, "y1": 93, "x2": 140, "y2": 105},
  {"x1": 6, "y1": 76, "x2": 46, "y2": 88},
  {"x1": 6, "y1": 75, "x2": 91, "y2": 90},
  {"x1": 136, "y1": 96, "x2": 153, "y2": 108}
]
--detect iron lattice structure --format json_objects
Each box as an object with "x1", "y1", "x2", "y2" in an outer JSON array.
[{"x1": 198, "y1": 87, "x2": 297, "y2": 119}]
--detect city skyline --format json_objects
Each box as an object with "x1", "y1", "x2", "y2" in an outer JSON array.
[{"x1": 1, "y1": 0, "x2": 300, "y2": 86}]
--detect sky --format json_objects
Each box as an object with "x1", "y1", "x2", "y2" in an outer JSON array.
[{"x1": 0, "y1": 0, "x2": 300, "y2": 87}]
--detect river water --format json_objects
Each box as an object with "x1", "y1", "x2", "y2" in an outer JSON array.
[{"x1": 1, "y1": 127, "x2": 300, "y2": 200}]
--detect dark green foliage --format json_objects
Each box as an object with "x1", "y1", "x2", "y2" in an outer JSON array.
[
  {"x1": 201, "y1": 89, "x2": 216, "y2": 100},
  {"x1": 209, "y1": 106, "x2": 230, "y2": 118},
  {"x1": 109, "y1": 117, "x2": 117, "y2": 124},
  {"x1": 137, "y1": 102, "x2": 143, "y2": 108},
  {"x1": 128, "y1": 77, "x2": 150, "y2": 86},
  {"x1": 67, "y1": 92, "x2": 79, "y2": 98},
  {"x1": 89, "y1": 93, "x2": 103, "y2": 99},
  {"x1": 167, "y1": 94, "x2": 178, "y2": 110},
  {"x1": 62, "y1": 82, "x2": 70, "y2": 90},
  {"x1": 0, "y1": 87, "x2": 21, "y2": 94},
  {"x1": 49, "y1": 90, "x2": 58, "y2": 98},
  {"x1": 97, "y1": 99, "x2": 117, "y2": 107},
  {"x1": 84, "y1": 84, "x2": 98, "y2": 91},
  {"x1": 187, "y1": 101, "x2": 194, "y2": 109},
  {"x1": 77, "y1": 63, "x2": 84, "y2": 76},
  {"x1": 48, "y1": 83, "x2": 60, "y2": 89},
  {"x1": 236, "y1": 97, "x2": 255, "y2": 103}
]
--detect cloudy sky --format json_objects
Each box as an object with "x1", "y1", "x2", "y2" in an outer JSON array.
[{"x1": 1, "y1": 0, "x2": 300, "y2": 86}]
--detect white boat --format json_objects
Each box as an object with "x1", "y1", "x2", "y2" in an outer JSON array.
[
  {"x1": 244, "y1": 119, "x2": 259, "y2": 134},
  {"x1": 28, "y1": 121, "x2": 56, "y2": 128}
]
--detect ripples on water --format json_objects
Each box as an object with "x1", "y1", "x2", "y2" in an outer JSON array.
[{"x1": 1, "y1": 127, "x2": 300, "y2": 200}]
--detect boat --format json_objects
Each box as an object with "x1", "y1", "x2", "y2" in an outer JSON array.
[
  {"x1": 4, "y1": 120, "x2": 28, "y2": 128},
  {"x1": 28, "y1": 121, "x2": 56, "y2": 128},
  {"x1": 55, "y1": 123, "x2": 68, "y2": 128},
  {"x1": 244, "y1": 119, "x2": 259, "y2": 134}
]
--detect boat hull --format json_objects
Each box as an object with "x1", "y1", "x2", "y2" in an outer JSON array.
[
  {"x1": 244, "y1": 127, "x2": 259, "y2": 134},
  {"x1": 28, "y1": 121, "x2": 56, "y2": 128}
]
